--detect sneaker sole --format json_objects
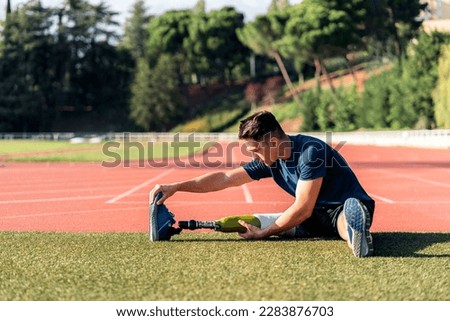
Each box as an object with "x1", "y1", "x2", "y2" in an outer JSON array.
[
  {"x1": 344, "y1": 198, "x2": 374, "y2": 257},
  {"x1": 149, "y1": 200, "x2": 159, "y2": 241}
]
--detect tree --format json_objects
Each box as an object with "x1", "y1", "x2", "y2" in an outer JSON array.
[
  {"x1": 147, "y1": 10, "x2": 192, "y2": 83},
  {"x1": 129, "y1": 58, "x2": 153, "y2": 130},
  {"x1": 0, "y1": 0, "x2": 133, "y2": 131},
  {"x1": 0, "y1": 0, "x2": 54, "y2": 131},
  {"x1": 364, "y1": 0, "x2": 427, "y2": 59},
  {"x1": 397, "y1": 32, "x2": 450, "y2": 128},
  {"x1": 184, "y1": 11, "x2": 209, "y2": 82},
  {"x1": 6, "y1": 0, "x2": 11, "y2": 15},
  {"x1": 53, "y1": 0, "x2": 131, "y2": 129},
  {"x1": 193, "y1": 0, "x2": 206, "y2": 14},
  {"x1": 386, "y1": 0, "x2": 427, "y2": 59},
  {"x1": 237, "y1": 11, "x2": 302, "y2": 105},
  {"x1": 130, "y1": 55, "x2": 183, "y2": 131},
  {"x1": 282, "y1": 0, "x2": 367, "y2": 93},
  {"x1": 163, "y1": 6, "x2": 249, "y2": 84},
  {"x1": 358, "y1": 70, "x2": 394, "y2": 129},
  {"x1": 433, "y1": 45, "x2": 450, "y2": 129},
  {"x1": 268, "y1": 0, "x2": 290, "y2": 12},
  {"x1": 387, "y1": 72, "x2": 418, "y2": 129},
  {"x1": 121, "y1": 0, "x2": 151, "y2": 60},
  {"x1": 146, "y1": 7, "x2": 249, "y2": 85},
  {"x1": 331, "y1": 86, "x2": 359, "y2": 131},
  {"x1": 300, "y1": 90, "x2": 320, "y2": 131},
  {"x1": 193, "y1": 7, "x2": 247, "y2": 82}
]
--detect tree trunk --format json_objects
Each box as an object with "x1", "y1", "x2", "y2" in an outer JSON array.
[
  {"x1": 320, "y1": 60, "x2": 336, "y2": 94},
  {"x1": 320, "y1": 59, "x2": 340, "y2": 105},
  {"x1": 272, "y1": 51, "x2": 303, "y2": 107},
  {"x1": 314, "y1": 58, "x2": 321, "y2": 92},
  {"x1": 345, "y1": 56, "x2": 357, "y2": 83}
]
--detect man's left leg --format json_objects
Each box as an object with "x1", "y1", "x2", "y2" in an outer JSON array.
[
  {"x1": 337, "y1": 198, "x2": 374, "y2": 258},
  {"x1": 180, "y1": 213, "x2": 310, "y2": 237}
]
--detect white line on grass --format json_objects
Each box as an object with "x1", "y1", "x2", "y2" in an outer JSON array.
[{"x1": 105, "y1": 169, "x2": 175, "y2": 204}]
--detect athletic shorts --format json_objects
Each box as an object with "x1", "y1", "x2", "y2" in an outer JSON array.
[{"x1": 300, "y1": 200, "x2": 375, "y2": 237}]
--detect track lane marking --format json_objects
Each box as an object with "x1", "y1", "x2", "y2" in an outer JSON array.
[
  {"x1": 1, "y1": 206, "x2": 148, "y2": 219},
  {"x1": 105, "y1": 169, "x2": 175, "y2": 204},
  {"x1": 370, "y1": 169, "x2": 450, "y2": 189},
  {"x1": 242, "y1": 184, "x2": 253, "y2": 203},
  {"x1": 113, "y1": 201, "x2": 291, "y2": 205},
  {"x1": 370, "y1": 193, "x2": 395, "y2": 204},
  {"x1": 0, "y1": 186, "x2": 126, "y2": 197},
  {"x1": 0, "y1": 194, "x2": 113, "y2": 205},
  {"x1": 231, "y1": 146, "x2": 253, "y2": 204}
]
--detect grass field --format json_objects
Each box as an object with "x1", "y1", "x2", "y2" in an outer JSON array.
[
  {"x1": 0, "y1": 139, "x2": 208, "y2": 162},
  {"x1": 1, "y1": 139, "x2": 449, "y2": 302},
  {"x1": 1, "y1": 231, "x2": 449, "y2": 301}
]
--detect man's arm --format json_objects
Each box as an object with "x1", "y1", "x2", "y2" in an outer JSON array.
[
  {"x1": 150, "y1": 167, "x2": 254, "y2": 204},
  {"x1": 239, "y1": 177, "x2": 323, "y2": 239}
]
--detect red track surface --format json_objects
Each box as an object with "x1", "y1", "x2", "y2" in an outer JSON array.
[{"x1": 1, "y1": 144, "x2": 449, "y2": 233}]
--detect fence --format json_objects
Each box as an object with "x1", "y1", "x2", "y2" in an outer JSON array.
[{"x1": 0, "y1": 130, "x2": 449, "y2": 149}]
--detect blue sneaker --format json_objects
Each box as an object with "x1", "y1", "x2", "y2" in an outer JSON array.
[
  {"x1": 149, "y1": 192, "x2": 181, "y2": 241},
  {"x1": 344, "y1": 198, "x2": 374, "y2": 257}
]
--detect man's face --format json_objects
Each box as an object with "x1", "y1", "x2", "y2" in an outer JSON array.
[{"x1": 244, "y1": 139, "x2": 278, "y2": 166}]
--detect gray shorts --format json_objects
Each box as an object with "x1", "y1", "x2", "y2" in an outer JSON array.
[{"x1": 300, "y1": 201, "x2": 375, "y2": 237}]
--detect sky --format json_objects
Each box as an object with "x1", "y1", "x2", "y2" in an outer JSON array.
[{"x1": 0, "y1": 0, "x2": 303, "y2": 25}]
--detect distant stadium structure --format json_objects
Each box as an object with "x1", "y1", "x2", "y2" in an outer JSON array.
[{"x1": 421, "y1": 0, "x2": 450, "y2": 32}]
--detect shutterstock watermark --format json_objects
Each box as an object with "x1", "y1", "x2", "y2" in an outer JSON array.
[
  {"x1": 100, "y1": 132, "x2": 348, "y2": 169},
  {"x1": 101, "y1": 133, "x2": 251, "y2": 169}
]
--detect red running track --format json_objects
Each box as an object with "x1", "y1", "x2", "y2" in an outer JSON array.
[{"x1": 0, "y1": 143, "x2": 449, "y2": 233}]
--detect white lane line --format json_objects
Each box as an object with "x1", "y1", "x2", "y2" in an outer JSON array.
[
  {"x1": 395, "y1": 200, "x2": 450, "y2": 204},
  {"x1": 371, "y1": 169, "x2": 450, "y2": 189},
  {"x1": 0, "y1": 186, "x2": 122, "y2": 197},
  {"x1": 242, "y1": 184, "x2": 254, "y2": 204},
  {"x1": 405, "y1": 175, "x2": 450, "y2": 188},
  {"x1": 1, "y1": 206, "x2": 148, "y2": 219},
  {"x1": 110, "y1": 201, "x2": 292, "y2": 206},
  {"x1": 0, "y1": 195, "x2": 113, "y2": 205},
  {"x1": 105, "y1": 169, "x2": 174, "y2": 204},
  {"x1": 232, "y1": 146, "x2": 253, "y2": 204},
  {"x1": 370, "y1": 193, "x2": 395, "y2": 204}
]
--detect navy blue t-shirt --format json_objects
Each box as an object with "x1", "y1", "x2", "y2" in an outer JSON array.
[{"x1": 243, "y1": 135, "x2": 374, "y2": 208}]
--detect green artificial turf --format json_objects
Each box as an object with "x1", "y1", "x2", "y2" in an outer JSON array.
[
  {"x1": 0, "y1": 140, "x2": 207, "y2": 162},
  {"x1": 0, "y1": 231, "x2": 448, "y2": 301}
]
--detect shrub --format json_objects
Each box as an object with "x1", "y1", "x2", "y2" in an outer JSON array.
[
  {"x1": 358, "y1": 69, "x2": 394, "y2": 129},
  {"x1": 433, "y1": 45, "x2": 450, "y2": 128}
]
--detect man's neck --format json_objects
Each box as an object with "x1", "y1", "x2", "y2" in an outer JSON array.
[{"x1": 278, "y1": 135, "x2": 292, "y2": 160}]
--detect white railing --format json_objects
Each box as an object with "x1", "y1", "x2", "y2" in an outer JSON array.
[
  {"x1": 0, "y1": 130, "x2": 449, "y2": 149},
  {"x1": 306, "y1": 130, "x2": 450, "y2": 149}
]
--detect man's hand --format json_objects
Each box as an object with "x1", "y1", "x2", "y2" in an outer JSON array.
[
  {"x1": 149, "y1": 184, "x2": 178, "y2": 205},
  {"x1": 238, "y1": 220, "x2": 266, "y2": 240}
]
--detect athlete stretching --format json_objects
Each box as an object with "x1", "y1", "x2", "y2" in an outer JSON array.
[{"x1": 150, "y1": 111, "x2": 375, "y2": 257}]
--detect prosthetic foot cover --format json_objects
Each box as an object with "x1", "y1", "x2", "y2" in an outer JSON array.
[{"x1": 149, "y1": 192, "x2": 181, "y2": 241}]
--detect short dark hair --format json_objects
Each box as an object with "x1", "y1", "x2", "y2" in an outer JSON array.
[{"x1": 238, "y1": 111, "x2": 286, "y2": 141}]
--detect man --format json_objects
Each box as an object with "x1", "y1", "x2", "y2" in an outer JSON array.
[{"x1": 150, "y1": 111, "x2": 375, "y2": 257}]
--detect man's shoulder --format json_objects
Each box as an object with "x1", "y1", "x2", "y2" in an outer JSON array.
[
  {"x1": 289, "y1": 134, "x2": 326, "y2": 151},
  {"x1": 242, "y1": 159, "x2": 272, "y2": 180},
  {"x1": 289, "y1": 133, "x2": 322, "y2": 142}
]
